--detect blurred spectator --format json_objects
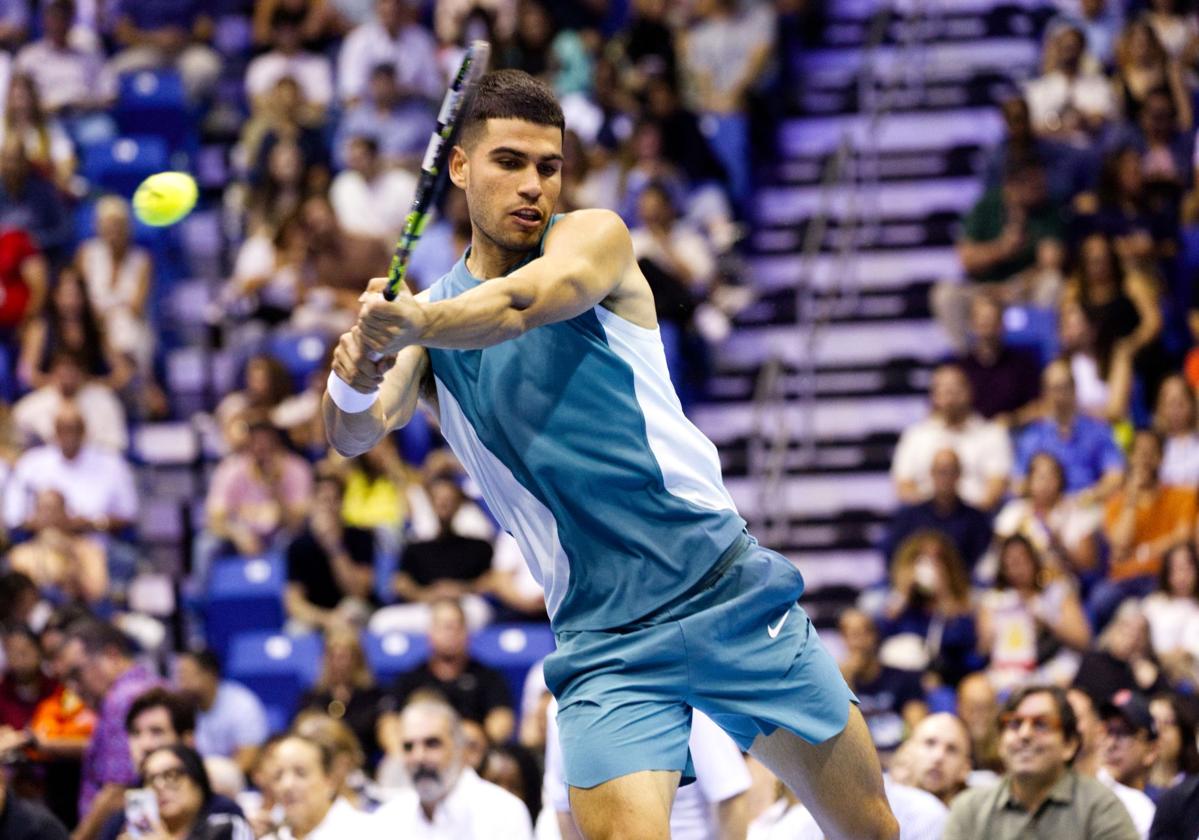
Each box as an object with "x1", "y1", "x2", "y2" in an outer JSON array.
[
  {"x1": 0, "y1": 626, "x2": 55, "y2": 732},
  {"x1": 1141, "y1": 543, "x2": 1199, "y2": 685},
  {"x1": 957, "y1": 672, "x2": 1003, "y2": 774},
  {"x1": 246, "y1": 6, "x2": 334, "y2": 116},
  {"x1": 57, "y1": 618, "x2": 162, "y2": 837},
  {"x1": 1074, "y1": 601, "x2": 1169, "y2": 708},
  {"x1": 938, "y1": 155, "x2": 1066, "y2": 351},
  {"x1": 1059, "y1": 298, "x2": 1135, "y2": 423},
  {"x1": 14, "y1": 352, "x2": 127, "y2": 453},
  {"x1": 296, "y1": 626, "x2": 384, "y2": 760},
  {"x1": 215, "y1": 354, "x2": 294, "y2": 453},
  {"x1": 874, "y1": 531, "x2": 979, "y2": 687},
  {"x1": 8, "y1": 489, "x2": 108, "y2": 605},
  {"x1": 106, "y1": 0, "x2": 221, "y2": 102},
  {"x1": 406, "y1": 188, "x2": 472, "y2": 290},
  {"x1": 1149, "y1": 773, "x2": 1199, "y2": 837},
  {"x1": 334, "y1": 64, "x2": 434, "y2": 171},
  {"x1": 981, "y1": 94, "x2": 1088, "y2": 201},
  {"x1": 273, "y1": 349, "x2": 333, "y2": 458},
  {"x1": 480, "y1": 744, "x2": 541, "y2": 824},
  {"x1": 226, "y1": 211, "x2": 309, "y2": 329},
  {"x1": 134, "y1": 744, "x2": 254, "y2": 840},
  {"x1": 1116, "y1": 18, "x2": 1192, "y2": 129},
  {"x1": 336, "y1": 0, "x2": 441, "y2": 106},
  {"x1": 244, "y1": 133, "x2": 315, "y2": 238},
  {"x1": 329, "y1": 136, "x2": 416, "y2": 242},
  {"x1": 175, "y1": 650, "x2": 268, "y2": 773},
  {"x1": 956, "y1": 294, "x2": 1042, "y2": 425},
  {"x1": 643, "y1": 75, "x2": 732, "y2": 211},
  {"x1": 252, "y1": 0, "x2": 349, "y2": 49},
  {"x1": 0, "y1": 760, "x2": 69, "y2": 840},
  {"x1": 291, "y1": 194, "x2": 390, "y2": 335},
  {"x1": 339, "y1": 439, "x2": 415, "y2": 541},
  {"x1": 1013, "y1": 359, "x2": 1125, "y2": 502},
  {"x1": 198, "y1": 418, "x2": 312, "y2": 574},
  {"x1": 836, "y1": 608, "x2": 926, "y2": 756},
  {"x1": 1155, "y1": 374, "x2": 1199, "y2": 487},
  {"x1": 486, "y1": 534, "x2": 547, "y2": 622},
  {"x1": 1, "y1": 74, "x2": 75, "y2": 194},
  {"x1": 977, "y1": 535, "x2": 1090, "y2": 690},
  {"x1": 617, "y1": 0, "x2": 679, "y2": 91},
  {"x1": 0, "y1": 225, "x2": 47, "y2": 340},
  {"x1": 3, "y1": 401, "x2": 138, "y2": 536},
  {"x1": 943, "y1": 685, "x2": 1138, "y2": 839},
  {"x1": 681, "y1": 0, "x2": 774, "y2": 209},
  {"x1": 284, "y1": 471, "x2": 375, "y2": 632},
  {"x1": 17, "y1": 269, "x2": 132, "y2": 395},
  {"x1": 502, "y1": 0, "x2": 553, "y2": 79},
  {"x1": 0, "y1": 0, "x2": 27, "y2": 51},
  {"x1": 891, "y1": 363, "x2": 1013, "y2": 512},
  {"x1": 0, "y1": 137, "x2": 71, "y2": 262},
  {"x1": 369, "y1": 698, "x2": 532, "y2": 839},
  {"x1": 1080, "y1": 146, "x2": 1176, "y2": 264},
  {"x1": 372, "y1": 477, "x2": 494, "y2": 634},
  {"x1": 1058, "y1": 0, "x2": 1123, "y2": 69},
  {"x1": 74, "y1": 196, "x2": 155, "y2": 383},
  {"x1": 384, "y1": 598, "x2": 514, "y2": 744},
  {"x1": 12, "y1": 1, "x2": 115, "y2": 133},
  {"x1": 1025, "y1": 23, "x2": 1117, "y2": 138},
  {"x1": 290, "y1": 710, "x2": 372, "y2": 811},
  {"x1": 1093, "y1": 430, "x2": 1197, "y2": 625},
  {"x1": 1098, "y1": 692, "x2": 1159, "y2": 836},
  {"x1": 434, "y1": 0, "x2": 516, "y2": 46},
  {"x1": 1147, "y1": 693, "x2": 1199, "y2": 795},
  {"x1": 262, "y1": 734, "x2": 371, "y2": 839},
  {"x1": 545, "y1": 699, "x2": 749, "y2": 840},
  {"x1": 0, "y1": 573, "x2": 37, "y2": 629},
  {"x1": 1127, "y1": 89, "x2": 1193, "y2": 198},
  {"x1": 896, "y1": 713, "x2": 972, "y2": 807},
  {"x1": 1145, "y1": 0, "x2": 1198, "y2": 59},
  {"x1": 1064, "y1": 232, "x2": 1166, "y2": 403},
  {"x1": 881, "y1": 448, "x2": 992, "y2": 575},
  {"x1": 991, "y1": 451, "x2": 1102, "y2": 580}
]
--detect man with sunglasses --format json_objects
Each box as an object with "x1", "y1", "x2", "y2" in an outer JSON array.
[{"x1": 943, "y1": 685, "x2": 1139, "y2": 839}]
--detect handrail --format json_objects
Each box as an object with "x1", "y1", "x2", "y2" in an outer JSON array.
[{"x1": 750, "y1": 0, "x2": 930, "y2": 546}]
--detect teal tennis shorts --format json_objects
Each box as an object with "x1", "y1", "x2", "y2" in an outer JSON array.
[{"x1": 543, "y1": 533, "x2": 857, "y2": 790}]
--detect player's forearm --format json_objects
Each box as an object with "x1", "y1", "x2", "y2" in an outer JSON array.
[{"x1": 323, "y1": 391, "x2": 390, "y2": 458}]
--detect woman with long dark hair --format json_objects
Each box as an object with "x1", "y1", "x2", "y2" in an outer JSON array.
[
  {"x1": 124, "y1": 744, "x2": 253, "y2": 840},
  {"x1": 1149, "y1": 693, "x2": 1199, "y2": 793}
]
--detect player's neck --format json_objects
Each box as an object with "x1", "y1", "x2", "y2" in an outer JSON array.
[{"x1": 466, "y1": 235, "x2": 533, "y2": 281}]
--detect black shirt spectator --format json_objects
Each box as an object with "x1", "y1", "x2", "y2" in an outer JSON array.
[
  {"x1": 389, "y1": 659, "x2": 512, "y2": 731},
  {"x1": 286, "y1": 528, "x2": 375, "y2": 610},
  {"x1": 1149, "y1": 773, "x2": 1199, "y2": 839},
  {"x1": 0, "y1": 791, "x2": 68, "y2": 840},
  {"x1": 401, "y1": 535, "x2": 493, "y2": 589},
  {"x1": 956, "y1": 295, "x2": 1042, "y2": 423}
]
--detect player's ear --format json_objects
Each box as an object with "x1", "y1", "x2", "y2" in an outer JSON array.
[{"x1": 449, "y1": 145, "x2": 468, "y2": 189}]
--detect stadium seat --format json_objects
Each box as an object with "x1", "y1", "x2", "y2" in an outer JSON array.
[
  {"x1": 363, "y1": 629, "x2": 430, "y2": 684},
  {"x1": 113, "y1": 70, "x2": 197, "y2": 157},
  {"x1": 80, "y1": 135, "x2": 170, "y2": 198},
  {"x1": 469, "y1": 623, "x2": 556, "y2": 704},
  {"x1": 226, "y1": 630, "x2": 322, "y2": 716},
  {"x1": 1003, "y1": 304, "x2": 1058, "y2": 367},
  {"x1": 204, "y1": 555, "x2": 286, "y2": 659},
  {"x1": 266, "y1": 330, "x2": 330, "y2": 391}
]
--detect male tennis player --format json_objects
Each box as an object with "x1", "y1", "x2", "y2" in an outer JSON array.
[{"x1": 324, "y1": 69, "x2": 898, "y2": 840}]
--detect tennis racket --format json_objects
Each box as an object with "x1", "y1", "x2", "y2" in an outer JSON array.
[{"x1": 381, "y1": 39, "x2": 490, "y2": 303}]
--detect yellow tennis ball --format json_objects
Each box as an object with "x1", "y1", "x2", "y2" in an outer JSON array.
[{"x1": 132, "y1": 171, "x2": 198, "y2": 227}]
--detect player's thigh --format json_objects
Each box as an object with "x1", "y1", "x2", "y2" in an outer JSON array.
[
  {"x1": 568, "y1": 769, "x2": 680, "y2": 840},
  {"x1": 749, "y1": 703, "x2": 898, "y2": 840}
]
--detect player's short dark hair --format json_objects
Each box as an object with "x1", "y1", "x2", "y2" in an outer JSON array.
[
  {"x1": 126, "y1": 687, "x2": 197, "y2": 736},
  {"x1": 460, "y1": 69, "x2": 564, "y2": 148}
]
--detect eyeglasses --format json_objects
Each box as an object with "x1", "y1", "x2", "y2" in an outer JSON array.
[
  {"x1": 144, "y1": 766, "x2": 187, "y2": 790},
  {"x1": 999, "y1": 713, "x2": 1061, "y2": 735}
]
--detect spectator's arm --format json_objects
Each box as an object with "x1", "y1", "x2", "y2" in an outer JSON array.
[
  {"x1": 391, "y1": 570, "x2": 437, "y2": 603},
  {"x1": 484, "y1": 568, "x2": 548, "y2": 617},
  {"x1": 328, "y1": 545, "x2": 373, "y2": 600},
  {"x1": 715, "y1": 790, "x2": 750, "y2": 840},
  {"x1": 284, "y1": 582, "x2": 334, "y2": 629},
  {"x1": 1043, "y1": 590, "x2": 1091, "y2": 651},
  {"x1": 21, "y1": 252, "x2": 48, "y2": 326},
  {"x1": 1090, "y1": 466, "x2": 1126, "y2": 505},
  {"x1": 1169, "y1": 61, "x2": 1193, "y2": 132},
  {"x1": 129, "y1": 254, "x2": 152, "y2": 318},
  {"x1": 977, "y1": 601, "x2": 995, "y2": 656},
  {"x1": 978, "y1": 475, "x2": 1009, "y2": 513},
  {"x1": 16, "y1": 318, "x2": 49, "y2": 391},
  {"x1": 1106, "y1": 491, "x2": 1139, "y2": 561},
  {"x1": 71, "y1": 784, "x2": 127, "y2": 840},
  {"x1": 956, "y1": 222, "x2": 1023, "y2": 277},
  {"x1": 1124, "y1": 271, "x2": 1163, "y2": 352}
]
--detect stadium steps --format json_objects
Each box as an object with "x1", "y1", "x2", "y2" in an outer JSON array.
[{"x1": 693, "y1": 0, "x2": 1055, "y2": 616}]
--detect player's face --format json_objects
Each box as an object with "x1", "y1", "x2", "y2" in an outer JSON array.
[{"x1": 453, "y1": 118, "x2": 564, "y2": 255}]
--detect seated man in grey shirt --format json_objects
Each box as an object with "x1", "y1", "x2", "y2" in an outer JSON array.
[{"x1": 944, "y1": 685, "x2": 1139, "y2": 840}]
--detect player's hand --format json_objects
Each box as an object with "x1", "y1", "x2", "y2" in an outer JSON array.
[
  {"x1": 331, "y1": 328, "x2": 392, "y2": 395},
  {"x1": 357, "y1": 280, "x2": 425, "y2": 356}
]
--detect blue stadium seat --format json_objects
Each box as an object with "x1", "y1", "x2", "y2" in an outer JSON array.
[
  {"x1": 226, "y1": 631, "x2": 322, "y2": 715},
  {"x1": 204, "y1": 556, "x2": 286, "y2": 659},
  {"x1": 80, "y1": 135, "x2": 170, "y2": 198},
  {"x1": 1003, "y1": 304, "x2": 1058, "y2": 367},
  {"x1": 114, "y1": 70, "x2": 197, "y2": 157},
  {"x1": 363, "y1": 630, "x2": 429, "y2": 684},
  {"x1": 469, "y1": 623, "x2": 556, "y2": 704},
  {"x1": 265, "y1": 331, "x2": 330, "y2": 391}
]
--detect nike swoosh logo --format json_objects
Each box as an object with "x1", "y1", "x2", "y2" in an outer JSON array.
[{"x1": 767, "y1": 609, "x2": 790, "y2": 639}]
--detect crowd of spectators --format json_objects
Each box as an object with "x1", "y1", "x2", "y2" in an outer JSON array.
[{"x1": 0, "y1": 0, "x2": 826, "y2": 838}]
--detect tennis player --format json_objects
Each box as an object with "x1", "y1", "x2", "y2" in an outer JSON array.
[{"x1": 324, "y1": 69, "x2": 898, "y2": 840}]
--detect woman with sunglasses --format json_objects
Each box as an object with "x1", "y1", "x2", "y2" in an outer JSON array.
[{"x1": 119, "y1": 744, "x2": 253, "y2": 840}]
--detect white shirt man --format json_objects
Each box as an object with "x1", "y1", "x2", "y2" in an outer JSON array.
[
  {"x1": 329, "y1": 160, "x2": 417, "y2": 242},
  {"x1": 14, "y1": 380, "x2": 128, "y2": 452},
  {"x1": 4, "y1": 442, "x2": 137, "y2": 531},
  {"x1": 368, "y1": 699, "x2": 532, "y2": 840},
  {"x1": 336, "y1": 9, "x2": 441, "y2": 104},
  {"x1": 245, "y1": 50, "x2": 333, "y2": 108},
  {"x1": 544, "y1": 700, "x2": 751, "y2": 840}
]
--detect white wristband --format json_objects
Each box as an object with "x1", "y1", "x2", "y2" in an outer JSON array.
[{"x1": 326, "y1": 371, "x2": 379, "y2": 413}]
